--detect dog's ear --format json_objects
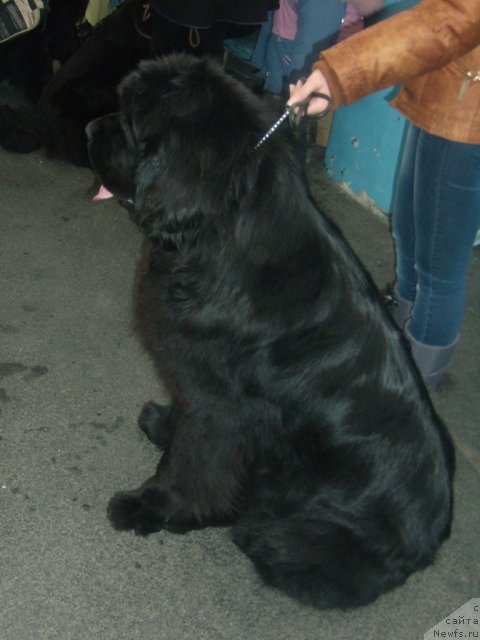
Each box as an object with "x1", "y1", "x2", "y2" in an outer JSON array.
[
  {"x1": 131, "y1": 147, "x2": 204, "y2": 248},
  {"x1": 132, "y1": 128, "x2": 267, "y2": 248}
]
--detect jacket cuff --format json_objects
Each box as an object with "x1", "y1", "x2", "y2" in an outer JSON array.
[{"x1": 312, "y1": 58, "x2": 345, "y2": 111}]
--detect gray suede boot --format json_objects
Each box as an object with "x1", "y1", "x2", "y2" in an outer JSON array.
[
  {"x1": 383, "y1": 284, "x2": 414, "y2": 330},
  {"x1": 404, "y1": 323, "x2": 458, "y2": 390}
]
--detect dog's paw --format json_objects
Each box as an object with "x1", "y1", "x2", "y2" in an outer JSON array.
[
  {"x1": 107, "y1": 489, "x2": 168, "y2": 535},
  {"x1": 138, "y1": 401, "x2": 172, "y2": 448}
]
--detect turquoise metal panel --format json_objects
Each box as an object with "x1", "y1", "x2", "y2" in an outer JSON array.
[{"x1": 325, "y1": 0, "x2": 418, "y2": 213}]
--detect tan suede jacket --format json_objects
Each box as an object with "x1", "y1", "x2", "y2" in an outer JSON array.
[{"x1": 314, "y1": 0, "x2": 480, "y2": 143}]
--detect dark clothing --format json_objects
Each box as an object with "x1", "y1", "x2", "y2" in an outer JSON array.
[
  {"x1": 150, "y1": 14, "x2": 228, "y2": 59},
  {"x1": 149, "y1": 1, "x2": 277, "y2": 59},
  {"x1": 149, "y1": 0, "x2": 279, "y2": 28}
]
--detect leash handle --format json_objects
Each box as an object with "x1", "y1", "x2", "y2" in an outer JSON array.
[{"x1": 254, "y1": 92, "x2": 332, "y2": 151}]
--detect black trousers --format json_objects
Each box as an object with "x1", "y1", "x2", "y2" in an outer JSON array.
[{"x1": 0, "y1": 16, "x2": 52, "y2": 101}]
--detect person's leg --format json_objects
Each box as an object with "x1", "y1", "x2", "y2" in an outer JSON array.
[
  {"x1": 251, "y1": 13, "x2": 274, "y2": 87},
  {"x1": 392, "y1": 122, "x2": 419, "y2": 305},
  {"x1": 390, "y1": 122, "x2": 418, "y2": 328},
  {"x1": 0, "y1": 14, "x2": 53, "y2": 101},
  {"x1": 289, "y1": 0, "x2": 344, "y2": 84},
  {"x1": 399, "y1": 129, "x2": 480, "y2": 386},
  {"x1": 262, "y1": 35, "x2": 295, "y2": 94},
  {"x1": 410, "y1": 131, "x2": 480, "y2": 346}
]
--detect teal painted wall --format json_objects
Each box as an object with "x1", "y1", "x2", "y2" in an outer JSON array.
[{"x1": 325, "y1": 0, "x2": 418, "y2": 213}]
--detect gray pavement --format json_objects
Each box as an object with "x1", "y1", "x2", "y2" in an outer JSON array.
[{"x1": 1, "y1": 147, "x2": 479, "y2": 640}]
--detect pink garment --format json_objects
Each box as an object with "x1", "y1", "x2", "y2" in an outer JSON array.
[
  {"x1": 338, "y1": 2, "x2": 364, "y2": 42},
  {"x1": 272, "y1": 0, "x2": 298, "y2": 41},
  {"x1": 347, "y1": 0, "x2": 383, "y2": 15},
  {"x1": 271, "y1": 0, "x2": 372, "y2": 44}
]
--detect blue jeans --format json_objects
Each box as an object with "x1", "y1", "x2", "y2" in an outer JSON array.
[{"x1": 392, "y1": 122, "x2": 480, "y2": 346}]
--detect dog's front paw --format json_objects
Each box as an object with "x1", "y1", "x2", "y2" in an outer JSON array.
[{"x1": 107, "y1": 489, "x2": 169, "y2": 535}]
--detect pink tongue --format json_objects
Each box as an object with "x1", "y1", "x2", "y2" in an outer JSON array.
[{"x1": 92, "y1": 184, "x2": 114, "y2": 201}]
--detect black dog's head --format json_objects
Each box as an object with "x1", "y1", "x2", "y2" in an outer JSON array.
[{"x1": 87, "y1": 54, "x2": 296, "y2": 247}]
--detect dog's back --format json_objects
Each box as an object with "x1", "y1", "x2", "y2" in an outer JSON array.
[{"x1": 227, "y1": 184, "x2": 455, "y2": 608}]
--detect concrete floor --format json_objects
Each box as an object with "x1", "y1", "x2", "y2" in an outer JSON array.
[{"x1": 1, "y1": 147, "x2": 479, "y2": 640}]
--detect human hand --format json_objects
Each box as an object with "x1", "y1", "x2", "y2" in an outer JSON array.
[{"x1": 288, "y1": 69, "x2": 332, "y2": 117}]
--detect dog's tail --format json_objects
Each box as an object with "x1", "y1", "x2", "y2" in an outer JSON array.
[{"x1": 233, "y1": 513, "x2": 426, "y2": 609}]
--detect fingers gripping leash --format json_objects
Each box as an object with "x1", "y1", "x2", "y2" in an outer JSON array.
[{"x1": 254, "y1": 92, "x2": 332, "y2": 151}]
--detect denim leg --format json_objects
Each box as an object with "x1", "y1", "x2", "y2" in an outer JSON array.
[
  {"x1": 252, "y1": 13, "x2": 295, "y2": 95},
  {"x1": 289, "y1": 0, "x2": 345, "y2": 84},
  {"x1": 392, "y1": 122, "x2": 419, "y2": 303},
  {"x1": 263, "y1": 35, "x2": 295, "y2": 95},
  {"x1": 398, "y1": 127, "x2": 480, "y2": 346},
  {"x1": 252, "y1": 13, "x2": 273, "y2": 72}
]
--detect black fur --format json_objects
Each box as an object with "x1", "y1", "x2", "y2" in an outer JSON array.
[{"x1": 87, "y1": 54, "x2": 455, "y2": 609}]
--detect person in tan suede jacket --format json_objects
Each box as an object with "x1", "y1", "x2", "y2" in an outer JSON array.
[{"x1": 289, "y1": 0, "x2": 480, "y2": 389}]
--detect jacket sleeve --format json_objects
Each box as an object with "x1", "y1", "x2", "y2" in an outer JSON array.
[{"x1": 314, "y1": 0, "x2": 480, "y2": 108}]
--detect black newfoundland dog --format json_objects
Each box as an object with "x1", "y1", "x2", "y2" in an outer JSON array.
[{"x1": 87, "y1": 54, "x2": 455, "y2": 609}]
